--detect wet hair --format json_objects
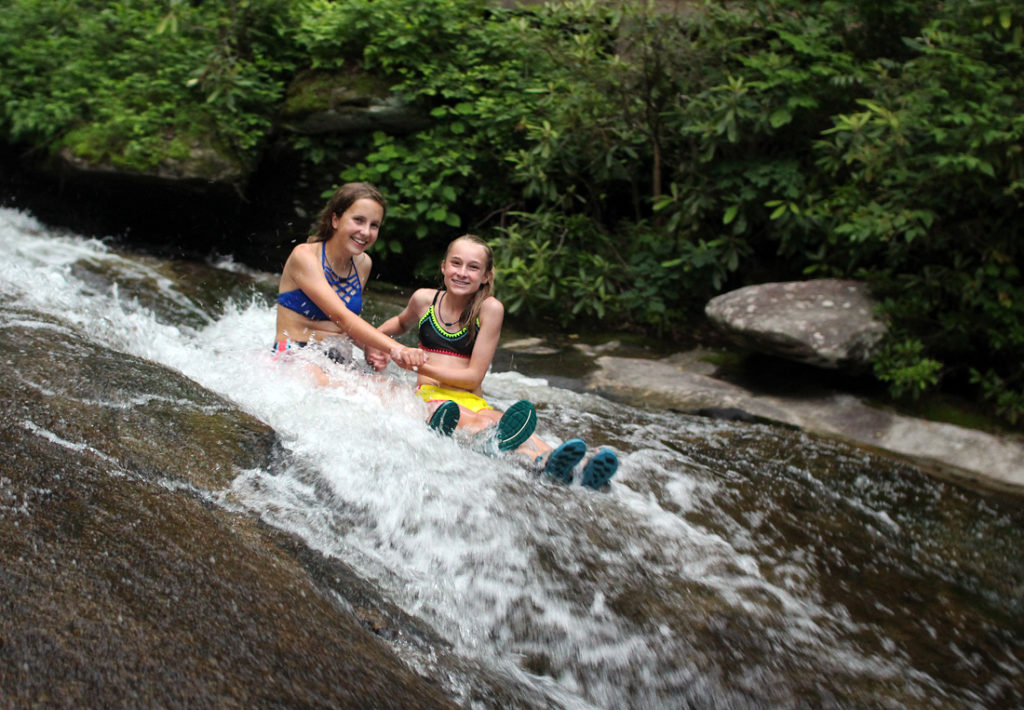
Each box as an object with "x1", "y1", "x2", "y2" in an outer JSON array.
[
  {"x1": 442, "y1": 234, "x2": 494, "y2": 346},
  {"x1": 308, "y1": 182, "x2": 386, "y2": 243}
]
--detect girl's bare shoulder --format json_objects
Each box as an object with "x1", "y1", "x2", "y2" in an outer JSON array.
[
  {"x1": 279, "y1": 242, "x2": 318, "y2": 289},
  {"x1": 285, "y1": 241, "x2": 318, "y2": 264},
  {"x1": 354, "y1": 251, "x2": 373, "y2": 269},
  {"x1": 395, "y1": 288, "x2": 434, "y2": 318},
  {"x1": 409, "y1": 287, "x2": 438, "y2": 306},
  {"x1": 481, "y1": 295, "x2": 505, "y2": 316}
]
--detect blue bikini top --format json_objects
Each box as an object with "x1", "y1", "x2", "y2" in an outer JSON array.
[{"x1": 277, "y1": 241, "x2": 363, "y2": 319}]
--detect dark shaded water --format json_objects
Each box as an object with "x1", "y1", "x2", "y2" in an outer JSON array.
[{"x1": 2, "y1": 207, "x2": 1021, "y2": 708}]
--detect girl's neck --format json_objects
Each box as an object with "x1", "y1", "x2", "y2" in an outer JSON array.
[
  {"x1": 441, "y1": 288, "x2": 470, "y2": 309},
  {"x1": 439, "y1": 289, "x2": 468, "y2": 327},
  {"x1": 325, "y1": 239, "x2": 353, "y2": 275}
]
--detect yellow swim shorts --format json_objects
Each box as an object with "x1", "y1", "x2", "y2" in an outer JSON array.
[{"x1": 416, "y1": 385, "x2": 492, "y2": 412}]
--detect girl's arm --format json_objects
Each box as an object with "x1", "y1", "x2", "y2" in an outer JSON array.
[
  {"x1": 289, "y1": 248, "x2": 426, "y2": 368},
  {"x1": 416, "y1": 297, "x2": 504, "y2": 391},
  {"x1": 377, "y1": 288, "x2": 433, "y2": 337},
  {"x1": 366, "y1": 288, "x2": 433, "y2": 370}
]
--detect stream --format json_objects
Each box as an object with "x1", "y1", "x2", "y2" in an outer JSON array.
[{"x1": 1, "y1": 206, "x2": 1021, "y2": 708}]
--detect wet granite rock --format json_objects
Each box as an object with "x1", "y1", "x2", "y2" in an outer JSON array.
[
  {"x1": 0, "y1": 317, "x2": 461, "y2": 708},
  {"x1": 585, "y1": 351, "x2": 1024, "y2": 496}
]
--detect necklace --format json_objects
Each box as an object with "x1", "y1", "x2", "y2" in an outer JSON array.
[
  {"x1": 438, "y1": 291, "x2": 460, "y2": 327},
  {"x1": 324, "y1": 252, "x2": 354, "y2": 282}
]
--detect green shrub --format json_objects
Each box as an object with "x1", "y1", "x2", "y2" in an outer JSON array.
[
  {"x1": 813, "y1": 2, "x2": 1024, "y2": 419},
  {"x1": 296, "y1": 0, "x2": 545, "y2": 258},
  {"x1": 3, "y1": 0, "x2": 1022, "y2": 423},
  {"x1": 0, "y1": 0, "x2": 300, "y2": 176}
]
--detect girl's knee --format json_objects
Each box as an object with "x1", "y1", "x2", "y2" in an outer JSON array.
[{"x1": 458, "y1": 407, "x2": 498, "y2": 431}]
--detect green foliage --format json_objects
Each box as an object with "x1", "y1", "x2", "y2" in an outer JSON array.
[
  {"x1": 2, "y1": 0, "x2": 1024, "y2": 424},
  {"x1": 872, "y1": 336, "x2": 942, "y2": 400},
  {"x1": 0, "y1": 0, "x2": 300, "y2": 176},
  {"x1": 492, "y1": 211, "x2": 675, "y2": 328},
  {"x1": 810, "y1": 2, "x2": 1024, "y2": 419},
  {"x1": 496, "y1": 1, "x2": 743, "y2": 329},
  {"x1": 970, "y1": 369, "x2": 1024, "y2": 426},
  {"x1": 346, "y1": 129, "x2": 468, "y2": 257},
  {"x1": 493, "y1": 0, "x2": 1024, "y2": 422},
  {"x1": 495, "y1": 0, "x2": 889, "y2": 327},
  {"x1": 296, "y1": 0, "x2": 548, "y2": 257},
  {"x1": 300, "y1": 0, "x2": 490, "y2": 73}
]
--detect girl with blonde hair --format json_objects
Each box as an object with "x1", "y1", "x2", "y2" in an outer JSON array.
[{"x1": 368, "y1": 234, "x2": 617, "y2": 488}]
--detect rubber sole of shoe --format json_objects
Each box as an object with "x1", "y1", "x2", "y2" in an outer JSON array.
[
  {"x1": 427, "y1": 400, "x2": 460, "y2": 437},
  {"x1": 543, "y1": 438, "x2": 587, "y2": 484},
  {"x1": 581, "y1": 449, "x2": 618, "y2": 489},
  {"x1": 494, "y1": 399, "x2": 537, "y2": 452}
]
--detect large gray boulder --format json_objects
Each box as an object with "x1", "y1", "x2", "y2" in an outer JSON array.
[{"x1": 705, "y1": 279, "x2": 886, "y2": 370}]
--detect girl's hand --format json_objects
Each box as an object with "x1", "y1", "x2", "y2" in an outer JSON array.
[
  {"x1": 391, "y1": 345, "x2": 427, "y2": 371},
  {"x1": 364, "y1": 346, "x2": 390, "y2": 372}
]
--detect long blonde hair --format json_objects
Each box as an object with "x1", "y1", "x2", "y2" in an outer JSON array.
[
  {"x1": 443, "y1": 234, "x2": 494, "y2": 346},
  {"x1": 309, "y1": 182, "x2": 386, "y2": 243}
]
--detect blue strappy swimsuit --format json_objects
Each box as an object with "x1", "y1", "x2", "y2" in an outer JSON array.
[{"x1": 277, "y1": 241, "x2": 363, "y2": 318}]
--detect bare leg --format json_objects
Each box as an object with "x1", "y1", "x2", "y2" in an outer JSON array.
[{"x1": 454, "y1": 406, "x2": 552, "y2": 461}]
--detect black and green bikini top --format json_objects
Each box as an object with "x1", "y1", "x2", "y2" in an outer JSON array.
[{"x1": 418, "y1": 290, "x2": 476, "y2": 359}]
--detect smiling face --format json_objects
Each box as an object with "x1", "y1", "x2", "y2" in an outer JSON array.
[
  {"x1": 441, "y1": 237, "x2": 492, "y2": 295},
  {"x1": 330, "y1": 197, "x2": 383, "y2": 255}
]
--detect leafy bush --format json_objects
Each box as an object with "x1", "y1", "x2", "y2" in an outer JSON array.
[
  {"x1": 2, "y1": 0, "x2": 1023, "y2": 423},
  {"x1": 493, "y1": 0, "x2": 1024, "y2": 422},
  {"x1": 811, "y1": 2, "x2": 1024, "y2": 420},
  {"x1": 297, "y1": 0, "x2": 548, "y2": 259},
  {"x1": 0, "y1": 0, "x2": 300, "y2": 177}
]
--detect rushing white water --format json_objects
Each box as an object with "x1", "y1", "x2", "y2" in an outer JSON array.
[{"x1": 2, "y1": 206, "x2": 1020, "y2": 708}]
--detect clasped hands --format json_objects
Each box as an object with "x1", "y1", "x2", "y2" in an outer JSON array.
[{"x1": 366, "y1": 344, "x2": 426, "y2": 373}]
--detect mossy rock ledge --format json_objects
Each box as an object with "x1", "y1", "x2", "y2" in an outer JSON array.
[
  {"x1": 280, "y1": 69, "x2": 431, "y2": 135},
  {"x1": 55, "y1": 141, "x2": 249, "y2": 190},
  {"x1": 41, "y1": 68, "x2": 428, "y2": 194}
]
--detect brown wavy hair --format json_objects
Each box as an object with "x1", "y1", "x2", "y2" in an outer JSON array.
[
  {"x1": 308, "y1": 182, "x2": 386, "y2": 243},
  {"x1": 442, "y1": 234, "x2": 494, "y2": 346}
]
